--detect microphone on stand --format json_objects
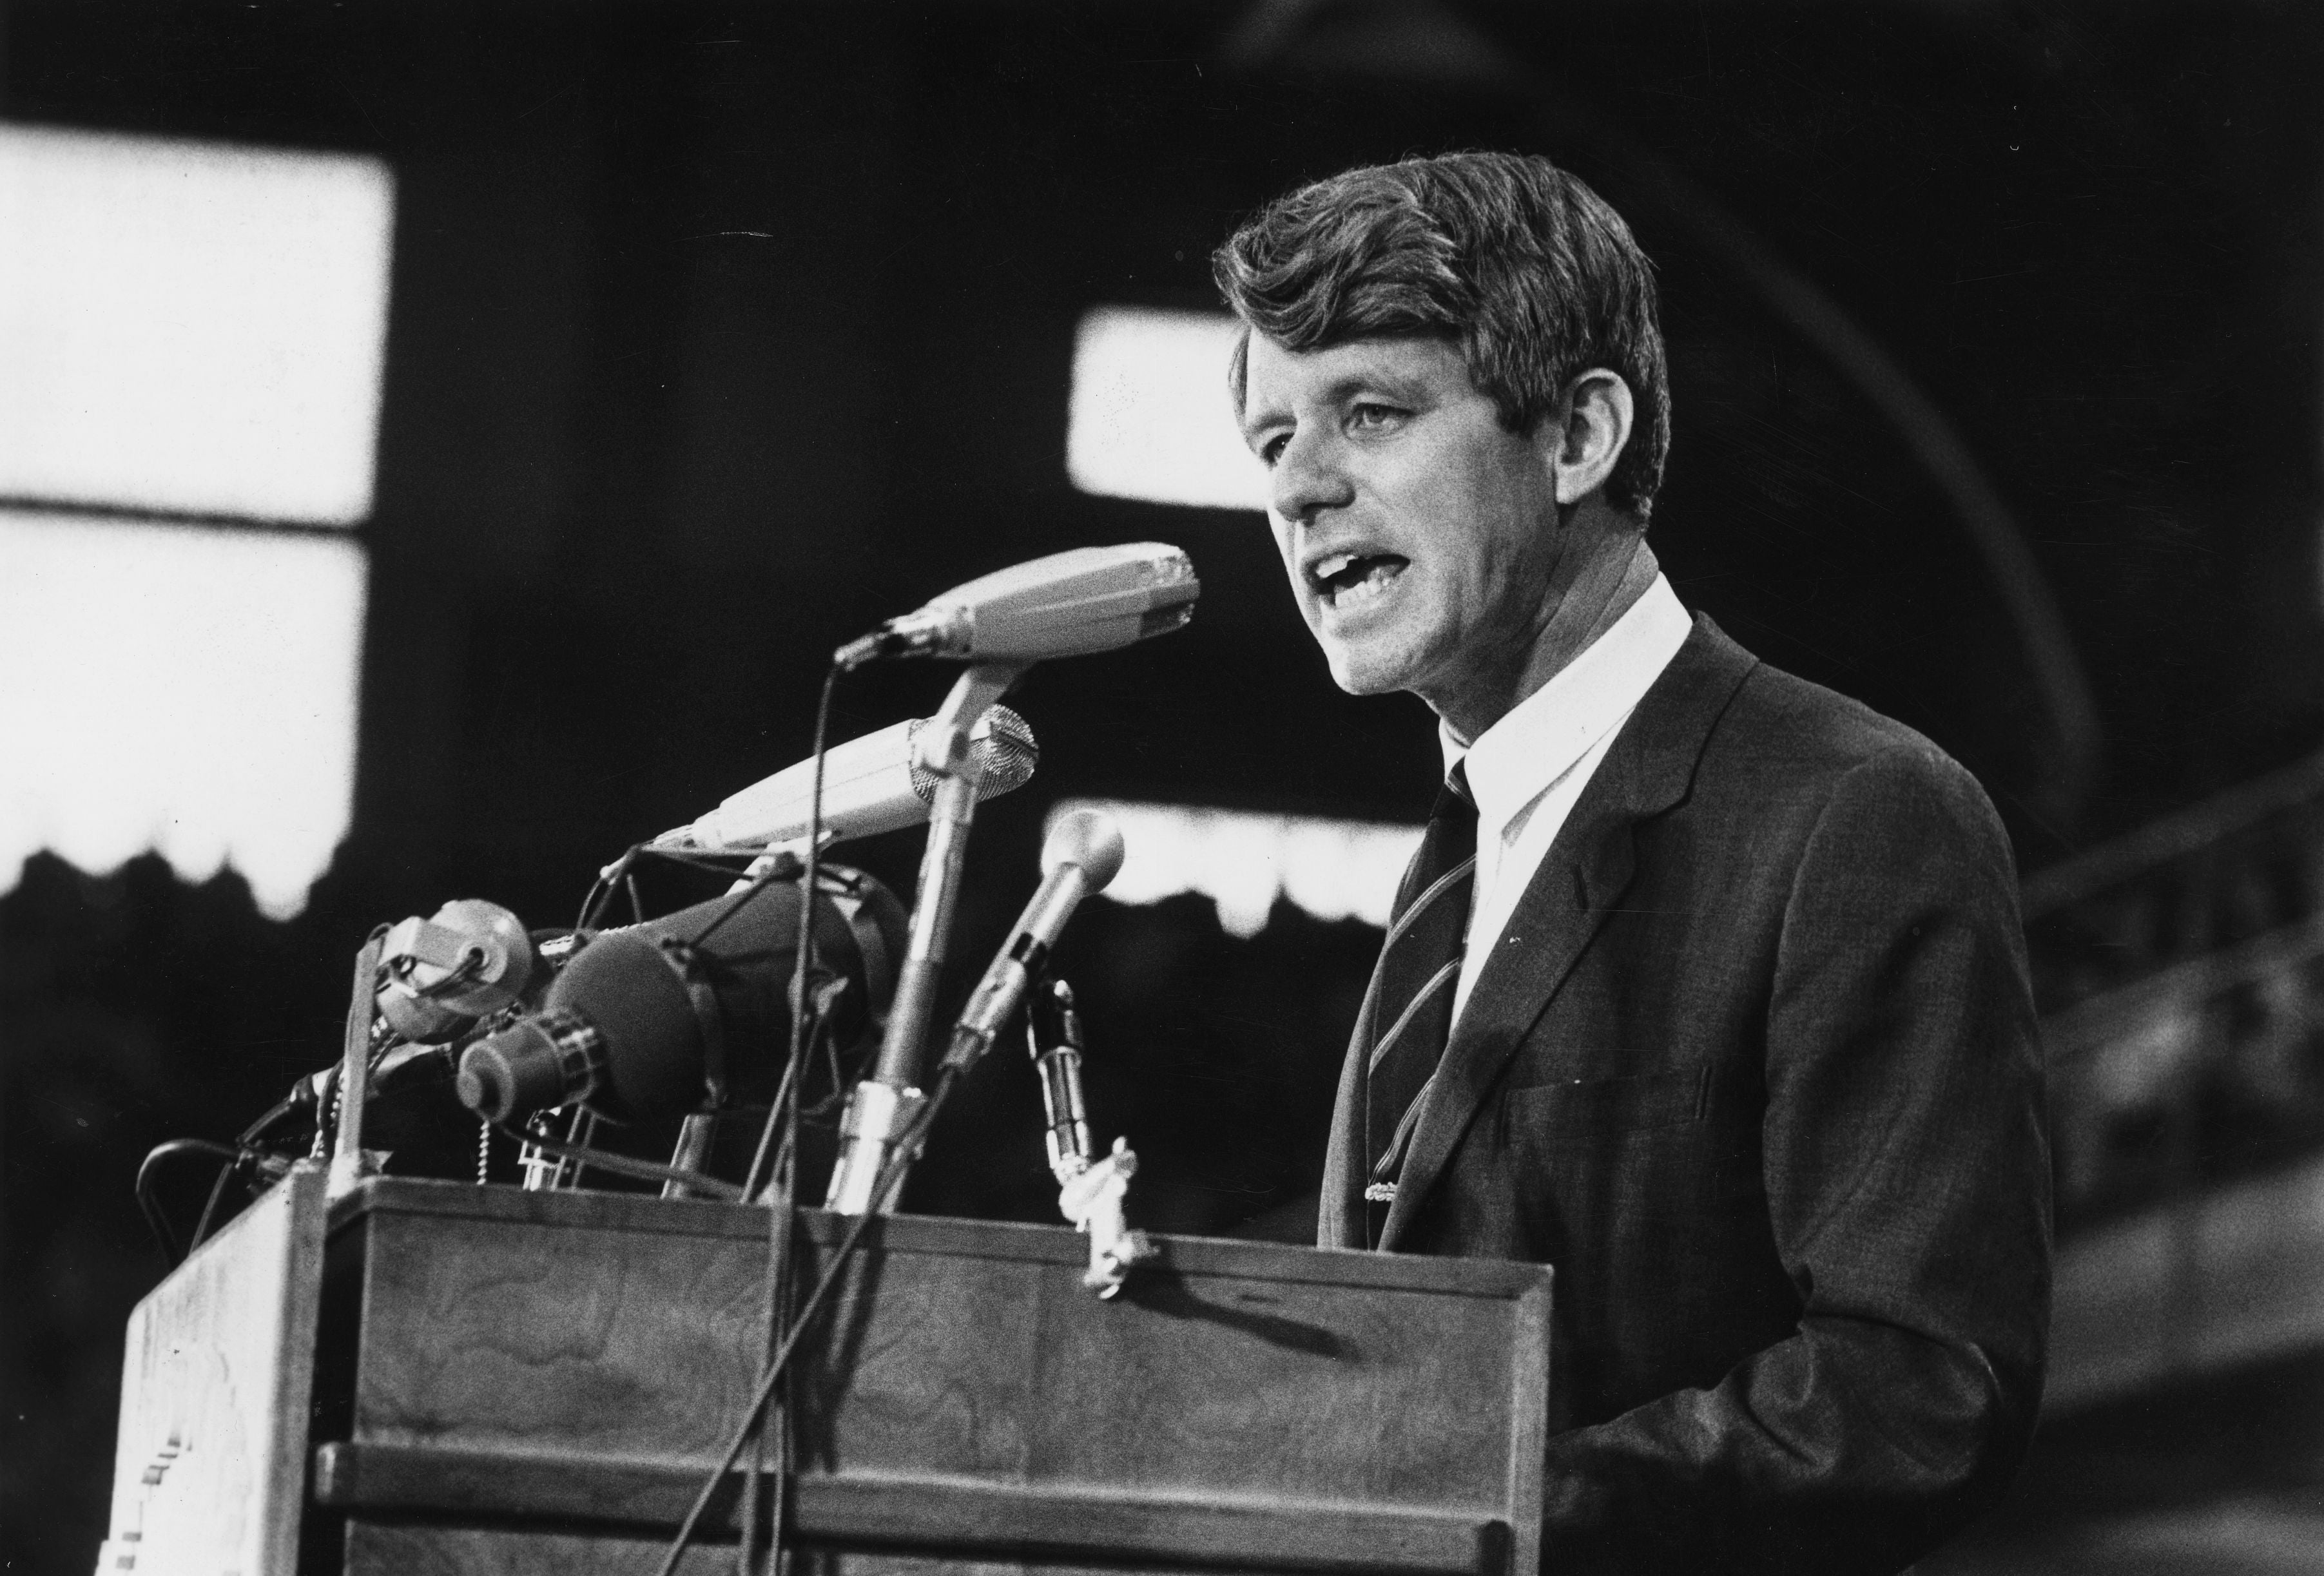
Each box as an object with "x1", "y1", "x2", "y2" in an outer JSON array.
[
  {"x1": 823, "y1": 809, "x2": 1123, "y2": 1216},
  {"x1": 454, "y1": 869, "x2": 906, "y2": 1127},
  {"x1": 835, "y1": 543, "x2": 1198, "y2": 669},
  {"x1": 822, "y1": 550, "x2": 1192, "y2": 1216},
  {"x1": 1027, "y1": 977, "x2": 1094, "y2": 1182},
  {"x1": 375, "y1": 899, "x2": 541, "y2": 1043},
  {"x1": 1022, "y1": 973, "x2": 1154, "y2": 1298},
  {"x1": 652, "y1": 706, "x2": 1039, "y2": 852},
  {"x1": 941, "y1": 809, "x2": 1126, "y2": 1074}
]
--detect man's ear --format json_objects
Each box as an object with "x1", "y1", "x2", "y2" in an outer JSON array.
[{"x1": 1548, "y1": 370, "x2": 1634, "y2": 506}]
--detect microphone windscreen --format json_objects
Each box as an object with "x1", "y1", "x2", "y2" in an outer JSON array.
[
  {"x1": 545, "y1": 927, "x2": 710, "y2": 1120},
  {"x1": 910, "y1": 704, "x2": 1039, "y2": 805},
  {"x1": 523, "y1": 867, "x2": 909, "y2": 1123},
  {"x1": 1040, "y1": 807, "x2": 1125, "y2": 891}
]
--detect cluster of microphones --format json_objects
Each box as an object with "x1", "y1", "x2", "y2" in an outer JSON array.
[{"x1": 340, "y1": 542, "x2": 1192, "y2": 1267}]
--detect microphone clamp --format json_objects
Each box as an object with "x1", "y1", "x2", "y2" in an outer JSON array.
[
  {"x1": 824, "y1": 1078, "x2": 927, "y2": 1215},
  {"x1": 833, "y1": 606, "x2": 969, "y2": 670}
]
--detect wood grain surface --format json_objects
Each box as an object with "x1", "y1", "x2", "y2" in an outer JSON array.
[
  {"x1": 96, "y1": 1162, "x2": 326, "y2": 1576},
  {"x1": 314, "y1": 1180, "x2": 1551, "y2": 1575},
  {"x1": 317, "y1": 1441, "x2": 1501, "y2": 1574},
  {"x1": 342, "y1": 1519, "x2": 1173, "y2": 1576}
]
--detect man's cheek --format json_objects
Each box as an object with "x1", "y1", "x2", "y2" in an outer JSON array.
[
  {"x1": 1277, "y1": 553, "x2": 1311, "y2": 610},
  {"x1": 1270, "y1": 521, "x2": 1299, "y2": 573}
]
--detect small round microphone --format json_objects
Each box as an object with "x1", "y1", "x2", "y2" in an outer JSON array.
[{"x1": 942, "y1": 808, "x2": 1127, "y2": 1073}]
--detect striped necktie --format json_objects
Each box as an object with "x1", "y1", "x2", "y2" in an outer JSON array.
[{"x1": 1363, "y1": 764, "x2": 1477, "y2": 1224}]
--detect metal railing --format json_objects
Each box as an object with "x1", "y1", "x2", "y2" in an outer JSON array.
[{"x1": 2026, "y1": 749, "x2": 2324, "y2": 1231}]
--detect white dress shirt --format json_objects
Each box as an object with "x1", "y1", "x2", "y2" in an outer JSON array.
[{"x1": 1442, "y1": 573, "x2": 1693, "y2": 1027}]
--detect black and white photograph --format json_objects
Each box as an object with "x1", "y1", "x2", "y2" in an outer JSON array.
[{"x1": 3, "y1": 3, "x2": 2320, "y2": 1573}]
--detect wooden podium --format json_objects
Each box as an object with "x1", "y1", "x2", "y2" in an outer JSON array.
[{"x1": 98, "y1": 1167, "x2": 1553, "y2": 1576}]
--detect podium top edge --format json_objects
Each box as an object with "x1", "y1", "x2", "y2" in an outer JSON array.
[{"x1": 327, "y1": 1177, "x2": 1553, "y2": 1301}]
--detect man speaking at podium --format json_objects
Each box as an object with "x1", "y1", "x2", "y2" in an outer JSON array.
[{"x1": 1214, "y1": 153, "x2": 2049, "y2": 1574}]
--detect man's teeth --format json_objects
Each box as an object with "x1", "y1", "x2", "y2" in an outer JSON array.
[{"x1": 1314, "y1": 554, "x2": 1402, "y2": 604}]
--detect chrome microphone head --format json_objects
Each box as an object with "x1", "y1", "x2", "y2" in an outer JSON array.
[
  {"x1": 911, "y1": 704, "x2": 1039, "y2": 803},
  {"x1": 1041, "y1": 807, "x2": 1125, "y2": 891},
  {"x1": 838, "y1": 543, "x2": 1199, "y2": 667},
  {"x1": 376, "y1": 898, "x2": 539, "y2": 1043}
]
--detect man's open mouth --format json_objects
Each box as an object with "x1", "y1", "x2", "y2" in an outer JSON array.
[{"x1": 1311, "y1": 551, "x2": 1409, "y2": 608}]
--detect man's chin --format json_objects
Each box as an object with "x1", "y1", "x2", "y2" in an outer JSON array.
[{"x1": 1321, "y1": 646, "x2": 1414, "y2": 698}]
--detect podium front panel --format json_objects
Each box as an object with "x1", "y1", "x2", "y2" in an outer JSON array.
[{"x1": 310, "y1": 1179, "x2": 1551, "y2": 1576}]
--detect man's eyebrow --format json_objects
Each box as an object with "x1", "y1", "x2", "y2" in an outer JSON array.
[
  {"x1": 1240, "y1": 369, "x2": 1429, "y2": 441},
  {"x1": 1239, "y1": 398, "x2": 1290, "y2": 444}
]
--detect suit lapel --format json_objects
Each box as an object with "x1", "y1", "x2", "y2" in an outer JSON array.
[{"x1": 1375, "y1": 616, "x2": 1758, "y2": 1251}]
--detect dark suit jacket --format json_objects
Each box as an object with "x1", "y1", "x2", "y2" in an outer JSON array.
[{"x1": 1318, "y1": 616, "x2": 2050, "y2": 1575}]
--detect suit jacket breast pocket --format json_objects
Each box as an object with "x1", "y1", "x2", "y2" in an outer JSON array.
[{"x1": 1504, "y1": 1064, "x2": 1709, "y2": 1138}]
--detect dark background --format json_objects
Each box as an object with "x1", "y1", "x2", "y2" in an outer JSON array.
[{"x1": 4, "y1": 3, "x2": 2320, "y2": 1571}]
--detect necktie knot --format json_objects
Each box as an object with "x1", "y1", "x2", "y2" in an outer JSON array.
[
  {"x1": 1439, "y1": 758, "x2": 1477, "y2": 815},
  {"x1": 1388, "y1": 764, "x2": 1477, "y2": 932}
]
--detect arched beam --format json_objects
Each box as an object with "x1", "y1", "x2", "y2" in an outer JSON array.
[{"x1": 1223, "y1": 0, "x2": 2103, "y2": 824}]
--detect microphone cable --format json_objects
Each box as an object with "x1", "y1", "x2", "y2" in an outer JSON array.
[
  {"x1": 484, "y1": 1120, "x2": 748, "y2": 1200},
  {"x1": 741, "y1": 656, "x2": 840, "y2": 1200},
  {"x1": 575, "y1": 848, "x2": 631, "y2": 934},
  {"x1": 734, "y1": 654, "x2": 840, "y2": 1576},
  {"x1": 517, "y1": 660, "x2": 849, "y2": 1209},
  {"x1": 134, "y1": 1139, "x2": 243, "y2": 1265},
  {"x1": 652, "y1": 1061, "x2": 960, "y2": 1576},
  {"x1": 136, "y1": 1081, "x2": 318, "y2": 1265}
]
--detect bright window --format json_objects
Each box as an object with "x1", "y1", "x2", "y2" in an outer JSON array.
[
  {"x1": 1050, "y1": 799, "x2": 1422, "y2": 938},
  {"x1": 0, "y1": 125, "x2": 392, "y2": 916},
  {"x1": 0, "y1": 512, "x2": 368, "y2": 919},
  {"x1": 0, "y1": 124, "x2": 393, "y2": 524},
  {"x1": 1065, "y1": 306, "x2": 1268, "y2": 512}
]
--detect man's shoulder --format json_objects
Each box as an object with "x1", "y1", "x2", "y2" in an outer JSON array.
[
  {"x1": 1641, "y1": 622, "x2": 2022, "y2": 941},
  {"x1": 1678, "y1": 620, "x2": 2002, "y2": 833},
  {"x1": 1727, "y1": 657, "x2": 1956, "y2": 779}
]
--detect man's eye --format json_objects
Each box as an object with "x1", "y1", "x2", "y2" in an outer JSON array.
[
  {"x1": 1348, "y1": 403, "x2": 1402, "y2": 430},
  {"x1": 1258, "y1": 433, "x2": 1290, "y2": 466}
]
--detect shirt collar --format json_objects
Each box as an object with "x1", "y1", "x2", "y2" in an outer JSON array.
[{"x1": 1438, "y1": 573, "x2": 1692, "y2": 835}]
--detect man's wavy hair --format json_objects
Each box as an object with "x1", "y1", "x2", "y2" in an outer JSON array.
[{"x1": 1212, "y1": 151, "x2": 1670, "y2": 523}]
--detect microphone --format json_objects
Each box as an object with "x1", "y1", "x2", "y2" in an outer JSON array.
[
  {"x1": 653, "y1": 706, "x2": 1038, "y2": 851},
  {"x1": 375, "y1": 899, "x2": 540, "y2": 1043},
  {"x1": 835, "y1": 543, "x2": 1199, "y2": 668},
  {"x1": 1025, "y1": 974, "x2": 1156, "y2": 1297},
  {"x1": 942, "y1": 809, "x2": 1126, "y2": 1073},
  {"x1": 455, "y1": 867, "x2": 906, "y2": 1126},
  {"x1": 1027, "y1": 977, "x2": 1094, "y2": 1182}
]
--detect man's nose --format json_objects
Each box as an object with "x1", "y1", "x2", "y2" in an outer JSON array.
[{"x1": 1270, "y1": 428, "x2": 1354, "y2": 525}]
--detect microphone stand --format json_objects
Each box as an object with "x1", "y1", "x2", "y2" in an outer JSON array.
[
  {"x1": 1027, "y1": 978, "x2": 1154, "y2": 1297},
  {"x1": 327, "y1": 929, "x2": 390, "y2": 1202},
  {"x1": 824, "y1": 660, "x2": 1028, "y2": 1214}
]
